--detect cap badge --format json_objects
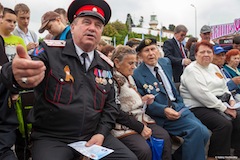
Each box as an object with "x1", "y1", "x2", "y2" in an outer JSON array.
[
  {"x1": 145, "y1": 39, "x2": 152, "y2": 45},
  {"x1": 92, "y1": 7, "x2": 97, "y2": 12}
]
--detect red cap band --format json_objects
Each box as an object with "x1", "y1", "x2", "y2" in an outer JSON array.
[{"x1": 75, "y1": 5, "x2": 105, "y2": 17}]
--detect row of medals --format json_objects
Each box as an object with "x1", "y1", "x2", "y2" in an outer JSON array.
[{"x1": 95, "y1": 77, "x2": 113, "y2": 85}]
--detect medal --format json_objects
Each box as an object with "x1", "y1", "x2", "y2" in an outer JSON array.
[
  {"x1": 107, "y1": 71, "x2": 113, "y2": 84},
  {"x1": 94, "y1": 68, "x2": 99, "y2": 83},
  {"x1": 102, "y1": 78, "x2": 107, "y2": 85},
  {"x1": 108, "y1": 78, "x2": 113, "y2": 84},
  {"x1": 153, "y1": 82, "x2": 160, "y2": 92},
  {"x1": 102, "y1": 70, "x2": 107, "y2": 79},
  {"x1": 95, "y1": 77, "x2": 100, "y2": 83},
  {"x1": 99, "y1": 77, "x2": 103, "y2": 84},
  {"x1": 98, "y1": 69, "x2": 103, "y2": 84},
  {"x1": 147, "y1": 89, "x2": 151, "y2": 93}
]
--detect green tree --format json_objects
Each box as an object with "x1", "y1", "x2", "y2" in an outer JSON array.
[
  {"x1": 112, "y1": 20, "x2": 128, "y2": 36},
  {"x1": 102, "y1": 24, "x2": 118, "y2": 37},
  {"x1": 103, "y1": 20, "x2": 128, "y2": 45},
  {"x1": 162, "y1": 26, "x2": 167, "y2": 30},
  {"x1": 168, "y1": 24, "x2": 175, "y2": 31}
]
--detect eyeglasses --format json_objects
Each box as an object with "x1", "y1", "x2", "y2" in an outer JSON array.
[{"x1": 180, "y1": 34, "x2": 186, "y2": 37}]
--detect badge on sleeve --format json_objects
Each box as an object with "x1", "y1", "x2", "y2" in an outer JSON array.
[{"x1": 33, "y1": 46, "x2": 44, "y2": 56}]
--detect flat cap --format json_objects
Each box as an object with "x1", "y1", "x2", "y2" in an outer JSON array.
[
  {"x1": 67, "y1": 0, "x2": 111, "y2": 25},
  {"x1": 200, "y1": 25, "x2": 211, "y2": 34},
  {"x1": 136, "y1": 38, "x2": 157, "y2": 52}
]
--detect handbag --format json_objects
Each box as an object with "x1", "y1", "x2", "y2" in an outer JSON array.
[
  {"x1": 216, "y1": 92, "x2": 231, "y2": 103},
  {"x1": 216, "y1": 92, "x2": 233, "y2": 120},
  {"x1": 146, "y1": 136, "x2": 164, "y2": 160}
]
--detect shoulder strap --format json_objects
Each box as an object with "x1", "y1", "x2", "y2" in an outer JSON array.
[
  {"x1": 43, "y1": 40, "x2": 66, "y2": 47},
  {"x1": 97, "y1": 50, "x2": 114, "y2": 67}
]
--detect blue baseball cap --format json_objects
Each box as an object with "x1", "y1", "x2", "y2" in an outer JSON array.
[{"x1": 213, "y1": 45, "x2": 226, "y2": 55}]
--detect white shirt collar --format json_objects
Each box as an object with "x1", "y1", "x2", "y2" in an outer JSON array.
[
  {"x1": 16, "y1": 26, "x2": 31, "y2": 36},
  {"x1": 145, "y1": 63, "x2": 162, "y2": 75},
  {"x1": 74, "y1": 43, "x2": 94, "y2": 70}
]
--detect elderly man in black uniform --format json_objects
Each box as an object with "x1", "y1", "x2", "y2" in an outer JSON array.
[{"x1": 0, "y1": 0, "x2": 137, "y2": 160}]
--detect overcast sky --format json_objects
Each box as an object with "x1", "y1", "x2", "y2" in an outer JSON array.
[{"x1": 1, "y1": 0, "x2": 239, "y2": 38}]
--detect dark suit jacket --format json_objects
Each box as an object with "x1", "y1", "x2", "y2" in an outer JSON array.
[
  {"x1": 163, "y1": 38, "x2": 186, "y2": 82},
  {"x1": 133, "y1": 58, "x2": 186, "y2": 126}
]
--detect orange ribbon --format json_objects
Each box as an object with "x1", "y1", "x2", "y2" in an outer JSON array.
[
  {"x1": 215, "y1": 72, "x2": 223, "y2": 79},
  {"x1": 64, "y1": 65, "x2": 74, "y2": 82}
]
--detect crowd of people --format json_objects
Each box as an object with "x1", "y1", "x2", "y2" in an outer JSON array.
[{"x1": 0, "y1": 0, "x2": 240, "y2": 160}]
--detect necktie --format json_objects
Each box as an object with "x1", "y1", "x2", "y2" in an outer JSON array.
[
  {"x1": 154, "y1": 66, "x2": 173, "y2": 108},
  {"x1": 179, "y1": 43, "x2": 185, "y2": 58},
  {"x1": 81, "y1": 52, "x2": 88, "y2": 73},
  {"x1": 154, "y1": 66, "x2": 163, "y2": 84}
]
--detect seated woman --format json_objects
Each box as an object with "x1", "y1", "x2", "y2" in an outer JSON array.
[
  {"x1": 180, "y1": 40, "x2": 240, "y2": 159},
  {"x1": 223, "y1": 49, "x2": 240, "y2": 101},
  {"x1": 111, "y1": 45, "x2": 172, "y2": 160}
]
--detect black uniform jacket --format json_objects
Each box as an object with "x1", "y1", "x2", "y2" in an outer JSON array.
[{"x1": 1, "y1": 39, "x2": 119, "y2": 143}]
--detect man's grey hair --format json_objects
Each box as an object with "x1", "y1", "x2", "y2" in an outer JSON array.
[{"x1": 174, "y1": 25, "x2": 188, "y2": 33}]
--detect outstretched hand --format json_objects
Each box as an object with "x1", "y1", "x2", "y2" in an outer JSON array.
[{"x1": 12, "y1": 45, "x2": 46, "y2": 88}]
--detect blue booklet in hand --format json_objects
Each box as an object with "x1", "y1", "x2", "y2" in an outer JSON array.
[{"x1": 68, "y1": 141, "x2": 114, "y2": 160}]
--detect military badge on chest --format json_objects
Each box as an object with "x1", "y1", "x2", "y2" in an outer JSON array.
[
  {"x1": 94, "y1": 68, "x2": 113, "y2": 85},
  {"x1": 143, "y1": 82, "x2": 160, "y2": 93}
]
